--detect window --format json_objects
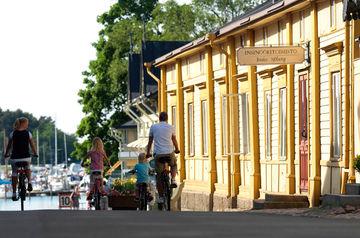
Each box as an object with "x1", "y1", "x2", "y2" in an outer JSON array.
[
  {"x1": 222, "y1": 96, "x2": 227, "y2": 155},
  {"x1": 240, "y1": 94, "x2": 250, "y2": 155},
  {"x1": 240, "y1": 35, "x2": 245, "y2": 48},
  {"x1": 199, "y1": 53, "x2": 205, "y2": 74},
  {"x1": 170, "y1": 64, "x2": 176, "y2": 82},
  {"x1": 300, "y1": 11, "x2": 305, "y2": 40},
  {"x1": 265, "y1": 91, "x2": 272, "y2": 158},
  {"x1": 332, "y1": 72, "x2": 341, "y2": 158},
  {"x1": 219, "y1": 44, "x2": 225, "y2": 67},
  {"x1": 263, "y1": 27, "x2": 268, "y2": 45},
  {"x1": 186, "y1": 58, "x2": 190, "y2": 78},
  {"x1": 278, "y1": 21, "x2": 284, "y2": 45},
  {"x1": 172, "y1": 106, "x2": 176, "y2": 130},
  {"x1": 201, "y1": 100, "x2": 208, "y2": 155},
  {"x1": 280, "y1": 88, "x2": 287, "y2": 159},
  {"x1": 330, "y1": 0, "x2": 336, "y2": 28},
  {"x1": 188, "y1": 103, "x2": 194, "y2": 156}
]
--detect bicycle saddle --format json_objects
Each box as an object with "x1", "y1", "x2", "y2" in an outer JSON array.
[
  {"x1": 14, "y1": 162, "x2": 28, "y2": 168},
  {"x1": 91, "y1": 171, "x2": 102, "y2": 175}
]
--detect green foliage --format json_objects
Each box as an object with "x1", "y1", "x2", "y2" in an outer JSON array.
[
  {"x1": 75, "y1": 0, "x2": 264, "y2": 165},
  {"x1": 0, "y1": 108, "x2": 77, "y2": 165},
  {"x1": 192, "y1": 0, "x2": 265, "y2": 35},
  {"x1": 354, "y1": 155, "x2": 360, "y2": 173},
  {"x1": 112, "y1": 177, "x2": 136, "y2": 195}
]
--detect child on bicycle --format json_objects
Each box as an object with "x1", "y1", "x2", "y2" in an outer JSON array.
[
  {"x1": 129, "y1": 153, "x2": 154, "y2": 202},
  {"x1": 4, "y1": 117, "x2": 38, "y2": 201},
  {"x1": 81, "y1": 137, "x2": 111, "y2": 201}
]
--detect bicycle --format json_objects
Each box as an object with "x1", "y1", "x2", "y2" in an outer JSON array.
[
  {"x1": 15, "y1": 161, "x2": 28, "y2": 211},
  {"x1": 157, "y1": 155, "x2": 178, "y2": 211},
  {"x1": 137, "y1": 183, "x2": 149, "y2": 211},
  {"x1": 90, "y1": 171, "x2": 103, "y2": 210}
]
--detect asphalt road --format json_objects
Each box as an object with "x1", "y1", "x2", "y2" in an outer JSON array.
[{"x1": 0, "y1": 210, "x2": 359, "y2": 238}]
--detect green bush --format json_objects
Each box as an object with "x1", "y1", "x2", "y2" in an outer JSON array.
[
  {"x1": 112, "y1": 178, "x2": 136, "y2": 195},
  {"x1": 354, "y1": 155, "x2": 360, "y2": 173}
]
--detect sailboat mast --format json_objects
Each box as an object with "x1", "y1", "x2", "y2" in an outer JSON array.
[
  {"x1": 64, "y1": 133, "x2": 67, "y2": 168},
  {"x1": 54, "y1": 123, "x2": 57, "y2": 166}
]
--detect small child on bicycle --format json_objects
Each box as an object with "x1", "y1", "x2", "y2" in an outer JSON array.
[
  {"x1": 81, "y1": 137, "x2": 111, "y2": 201},
  {"x1": 129, "y1": 153, "x2": 154, "y2": 202}
]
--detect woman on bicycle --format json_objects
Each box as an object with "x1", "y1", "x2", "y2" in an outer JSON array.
[
  {"x1": 81, "y1": 137, "x2": 110, "y2": 201},
  {"x1": 4, "y1": 117, "x2": 38, "y2": 201}
]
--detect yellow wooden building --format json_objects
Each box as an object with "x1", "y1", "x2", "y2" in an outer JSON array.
[{"x1": 150, "y1": 0, "x2": 360, "y2": 210}]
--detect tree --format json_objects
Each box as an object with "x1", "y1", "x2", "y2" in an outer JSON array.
[
  {"x1": 192, "y1": 0, "x2": 265, "y2": 35},
  {"x1": 75, "y1": 0, "x2": 264, "y2": 167}
]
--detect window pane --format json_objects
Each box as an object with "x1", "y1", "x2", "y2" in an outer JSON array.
[
  {"x1": 332, "y1": 72, "x2": 341, "y2": 157},
  {"x1": 240, "y1": 94, "x2": 250, "y2": 155},
  {"x1": 222, "y1": 96, "x2": 227, "y2": 155},
  {"x1": 202, "y1": 101, "x2": 208, "y2": 155},
  {"x1": 188, "y1": 103, "x2": 194, "y2": 156},
  {"x1": 280, "y1": 88, "x2": 287, "y2": 158},
  {"x1": 172, "y1": 106, "x2": 176, "y2": 130},
  {"x1": 265, "y1": 92, "x2": 271, "y2": 157},
  {"x1": 330, "y1": 0, "x2": 335, "y2": 27}
]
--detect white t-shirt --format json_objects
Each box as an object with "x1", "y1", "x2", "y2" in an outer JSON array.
[{"x1": 149, "y1": 122, "x2": 176, "y2": 155}]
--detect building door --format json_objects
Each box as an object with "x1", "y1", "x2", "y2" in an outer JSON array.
[{"x1": 299, "y1": 74, "x2": 309, "y2": 192}]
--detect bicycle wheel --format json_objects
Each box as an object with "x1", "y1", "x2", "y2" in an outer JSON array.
[
  {"x1": 140, "y1": 193, "x2": 146, "y2": 211},
  {"x1": 18, "y1": 174, "x2": 26, "y2": 211},
  {"x1": 94, "y1": 192, "x2": 101, "y2": 210},
  {"x1": 162, "y1": 173, "x2": 171, "y2": 211}
]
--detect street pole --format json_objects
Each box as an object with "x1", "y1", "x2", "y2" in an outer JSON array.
[{"x1": 64, "y1": 133, "x2": 67, "y2": 168}]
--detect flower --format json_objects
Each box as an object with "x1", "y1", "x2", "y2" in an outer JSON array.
[{"x1": 111, "y1": 178, "x2": 136, "y2": 196}]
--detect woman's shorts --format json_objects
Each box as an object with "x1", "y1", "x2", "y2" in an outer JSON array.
[{"x1": 9, "y1": 158, "x2": 31, "y2": 176}]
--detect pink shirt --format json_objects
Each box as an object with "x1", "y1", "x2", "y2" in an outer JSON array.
[{"x1": 87, "y1": 150, "x2": 105, "y2": 171}]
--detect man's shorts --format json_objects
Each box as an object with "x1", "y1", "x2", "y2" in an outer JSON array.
[
  {"x1": 154, "y1": 152, "x2": 177, "y2": 175},
  {"x1": 9, "y1": 158, "x2": 31, "y2": 177}
]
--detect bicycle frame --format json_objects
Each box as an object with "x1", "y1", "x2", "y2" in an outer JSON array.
[
  {"x1": 91, "y1": 172, "x2": 102, "y2": 210},
  {"x1": 158, "y1": 159, "x2": 172, "y2": 211},
  {"x1": 138, "y1": 183, "x2": 148, "y2": 211},
  {"x1": 16, "y1": 164, "x2": 28, "y2": 211}
]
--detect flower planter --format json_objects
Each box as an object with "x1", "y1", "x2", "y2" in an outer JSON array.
[{"x1": 108, "y1": 195, "x2": 137, "y2": 210}]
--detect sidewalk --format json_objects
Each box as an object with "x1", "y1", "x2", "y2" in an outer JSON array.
[{"x1": 230, "y1": 207, "x2": 360, "y2": 219}]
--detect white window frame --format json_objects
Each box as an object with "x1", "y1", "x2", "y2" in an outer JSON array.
[
  {"x1": 300, "y1": 11, "x2": 305, "y2": 41},
  {"x1": 172, "y1": 106, "x2": 176, "y2": 130},
  {"x1": 330, "y1": 0, "x2": 336, "y2": 28},
  {"x1": 240, "y1": 93, "x2": 251, "y2": 155},
  {"x1": 201, "y1": 100, "x2": 209, "y2": 155},
  {"x1": 331, "y1": 71, "x2": 341, "y2": 158},
  {"x1": 199, "y1": 53, "x2": 205, "y2": 74},
  {"x1": 279, "y1": 88, "x2": 287, "y2": 160},
  {"x1": 188, "y1": 103, "x2": 195, "y2": 156},
  {"x1": 222, "y1": 96, "x2": 227, "y2": 155},
  {"x1": 265, "y1": 91, "x2": 272, "y2": 158}
]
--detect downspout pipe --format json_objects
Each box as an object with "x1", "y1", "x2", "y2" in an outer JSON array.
[{"x1": 144, "y1": 62, "x2": 162, "y2": 112}]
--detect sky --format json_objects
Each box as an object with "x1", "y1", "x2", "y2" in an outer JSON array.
[{"x1": 0, "y1": 0, "x2": 190, "y2": 135}]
